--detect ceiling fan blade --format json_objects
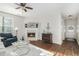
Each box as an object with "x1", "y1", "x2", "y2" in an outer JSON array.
[
  {"x1": 16, "y1": 7, "x2": 21, "y2": 9},
  {"x1": 24, "y1": 9, "x2": 27, "y2": 12},
  {"x1": 25, "y1": 7, "x2": 33, "y2": 10}
]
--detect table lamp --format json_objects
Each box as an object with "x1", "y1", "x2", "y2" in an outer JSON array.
[{"x1": 15, "y1": 27, "x2": 18, "y2": 36}]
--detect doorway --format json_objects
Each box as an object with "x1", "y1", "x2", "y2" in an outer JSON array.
[{"x1": 63, "y1": 14, "x2": 78, "y2": 42}]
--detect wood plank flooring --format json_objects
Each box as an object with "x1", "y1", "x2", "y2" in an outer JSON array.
[{"x1": 30, "y1": 40, "x2": 79, "y2": 56}]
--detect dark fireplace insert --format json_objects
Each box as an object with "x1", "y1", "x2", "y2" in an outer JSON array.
[{"x1": 27, "y1": 33, "x2": 35, "y2": 37}]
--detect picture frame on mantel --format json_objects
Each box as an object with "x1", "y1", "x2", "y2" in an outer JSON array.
[{"x1": 25, "y1": 22, "x2": 38, "y2": 28}]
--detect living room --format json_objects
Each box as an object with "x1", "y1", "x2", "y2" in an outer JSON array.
[{"x1": 0, "y1": 3, "x2": 79, "y2": 56}]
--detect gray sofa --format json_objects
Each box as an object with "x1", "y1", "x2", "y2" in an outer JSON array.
[{"x1": 0, "y1": 33, "x2": 17, "y2": 47}]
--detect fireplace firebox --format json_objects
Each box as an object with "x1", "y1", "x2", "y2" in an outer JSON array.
[{"x1": 27, "y1": 33, "x2": 35, "y2": 37}]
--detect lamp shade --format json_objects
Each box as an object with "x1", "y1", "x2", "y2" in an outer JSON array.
[{"x1": 15, "y1": 27, "x2": 18, "y2": 31}]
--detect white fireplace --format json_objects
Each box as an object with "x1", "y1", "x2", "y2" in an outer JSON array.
[{"x1": 27, "y1": 29, "x2": 38, "y2": 41}]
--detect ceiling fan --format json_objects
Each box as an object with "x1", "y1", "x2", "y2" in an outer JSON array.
[{"x1": 15, "y1": 3, "x2": 33, "y2": 12}]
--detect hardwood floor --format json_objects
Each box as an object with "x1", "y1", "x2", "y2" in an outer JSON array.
[{"x1": 30, "y1": 40, "x2": 79, "y2": 56}]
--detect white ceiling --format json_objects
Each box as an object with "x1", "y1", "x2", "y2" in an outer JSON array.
[
  {"x1": 0, "y1": 3, "x2": 79, "y2": 17},
  {"x1": 0, "y1": 3, "x2": 25, "y2": 16}
]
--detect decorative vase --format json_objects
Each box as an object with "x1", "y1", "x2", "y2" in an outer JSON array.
[{"x1": 46, "y1": 23, "x2": 50, "y2": 33}]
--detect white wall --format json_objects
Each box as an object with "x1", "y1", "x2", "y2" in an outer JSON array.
[
  {"x1": 0, "y1": 11, "x2": 25, "y2": 41},
  {"x1": 24, "y1": 3, "x2": 64, "y2": 45},
  {"x1": 0, "y1": 3, "x2": 26, "y2": 41},
  {"x1": 24, "y1": 3, "x2": 79, "y2": 45},
  {"x1": 77, "y1": 15, "x2": 79, "y2": 45}
]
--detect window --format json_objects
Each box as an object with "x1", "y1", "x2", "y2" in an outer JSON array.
[{"x1": 0, "y1": 16, "x2": 12, "y2": 33}]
